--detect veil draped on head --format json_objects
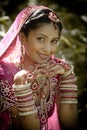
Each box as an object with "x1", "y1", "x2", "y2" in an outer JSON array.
[{"x1": 0, "y1": 6, "x2": 49, "y2": 62}]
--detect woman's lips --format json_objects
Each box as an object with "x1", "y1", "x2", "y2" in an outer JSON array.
[{"x1": 39, "y1": 53, "x2": 49, "y2": 60}]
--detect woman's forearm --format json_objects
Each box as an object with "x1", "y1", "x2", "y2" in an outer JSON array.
[
  {"x1": 12, "y1": 72, "x2": 40, "y2": 130},
  {"x1": 19, "y1": 113, "x2": 40, "y2": 130},
  {"x1": 58, "y1": 104, "x2": 78, "y2": 130}
]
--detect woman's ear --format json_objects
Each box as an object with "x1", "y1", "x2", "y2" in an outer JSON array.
[{"x1": 19, "y1": 32, "x2": 26, "y2": 44}]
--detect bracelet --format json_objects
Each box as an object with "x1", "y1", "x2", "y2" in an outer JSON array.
[
  {"x1": 59, "y1": 71, "x2": 78, "y2": 104},
  {"x1": 60, "y1": 100, "x2": 78, "y2": 104},
  {"x1": 13, "y1": 83, "x2": 31, "y2": 91},
  {"x1": 13, "y1": 83, "x2": 37, "y2": 116},
  {"x1": 19, "y1": 109, "x2": 37, "y2": 116}
]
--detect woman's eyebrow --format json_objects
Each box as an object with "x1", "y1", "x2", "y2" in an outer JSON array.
[{"x1": 37, "y1": 34, "x2": 59, "y2": 39}]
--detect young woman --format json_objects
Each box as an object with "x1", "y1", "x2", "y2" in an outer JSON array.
[{"x1": 0, "y1": 5, "x2": 78, "y2": 130}]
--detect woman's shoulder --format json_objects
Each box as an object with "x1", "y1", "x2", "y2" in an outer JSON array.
[
  {"x1": 0, "y1": 60, "x2": 18, "y2": 81},
  {"x1": 0, "y1": 60, "x2": 16, "y2": 112},
  {"x1": 52, "y1": 57, "x2": 74, "y2": 73},
  {"x1": 0, "y1": 60, "x2": 18, "y2": 73}
]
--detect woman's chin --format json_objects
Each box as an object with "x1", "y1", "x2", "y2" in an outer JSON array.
[{"x1": 36, "y1": 59, "x2": 50, "y2": 64}]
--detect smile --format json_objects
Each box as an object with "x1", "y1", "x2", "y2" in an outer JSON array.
[{"x1": 39, "y1": 53, "x2": 50, "y2": 60}]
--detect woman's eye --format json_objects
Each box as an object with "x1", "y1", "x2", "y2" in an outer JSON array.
[
  {"x1": 51, "y1": 39, "x2": 58, "y2": 45},
  {"x1": 37, "y1": 37, "x2": 45, "y2": 42}
]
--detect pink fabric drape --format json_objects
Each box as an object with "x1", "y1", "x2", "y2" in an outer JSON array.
[{"x1": 48, "y1": 104, "x2": 61, "y2": 130}]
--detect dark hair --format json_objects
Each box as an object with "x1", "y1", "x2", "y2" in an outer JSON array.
[{"x1": 20, "y1": 9, "x2": 63, "y2": 37}]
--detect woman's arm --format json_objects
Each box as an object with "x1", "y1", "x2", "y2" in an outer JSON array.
[
  {"x1": 19, "y1": 113, "x2": 40, "y2": 130},
  {"x1": 56, "y1": 65, "x2": 79, "y2": 130},
  {"x1": 9, "y1": 105, "x2": 40, "y2": 130},
  {"x1": 11, "y1": 70, "x2": 40, "y2": 130},
  {"x1": 56, "y1": 96, "x2": 78, "y2": 130}
]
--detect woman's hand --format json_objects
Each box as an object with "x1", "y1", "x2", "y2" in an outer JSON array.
[
  {"x1": 14, "y1": 69, "x2": 35, "y2": 85},
  {"x1": 14, "y1": 70, "x2": 28, "y2": 85},
  {"x1": 14, "y1": 59, "x2": 67, "y2": 85},
  {"x1": 35, "y1": 60, "x2": 65, "y2": 78},
  {"x1": 13, "y1": 69, "x2": 40, "y2": 130}
]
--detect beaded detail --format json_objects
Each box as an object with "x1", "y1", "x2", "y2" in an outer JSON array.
[
  {"x1": 34, "y1": 76, "x2": 58, "y2": 129},
  {"x1": 0, "y1": 79, "x2": 15, "y2": 112}
]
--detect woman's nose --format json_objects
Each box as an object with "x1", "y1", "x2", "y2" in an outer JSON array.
[{"x1": 43, "y1": 43, "x2": 51, "y2": 54}]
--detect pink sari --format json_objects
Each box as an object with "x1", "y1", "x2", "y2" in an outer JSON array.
[
  {"x1": 48, "y1": 104, "x2": 61, "y2": 130},
  {"x1": 0, "y1": 5, "x2": 61, "y2": 130}
]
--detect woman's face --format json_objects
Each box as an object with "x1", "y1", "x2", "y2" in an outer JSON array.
[{"x1": 21, "y1": 23, "x2": 59, "y2": 64}]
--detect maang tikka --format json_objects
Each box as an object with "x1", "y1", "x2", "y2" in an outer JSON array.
[{"x1": 48, "y1": 12, "x2": 60, "y2": 29}]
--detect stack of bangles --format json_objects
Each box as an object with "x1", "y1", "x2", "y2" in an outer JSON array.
[
  {"x1": 59, "y1": 65, "x2": 78, "y2": 104},
  {"x1": 13, "y1": 73, "x2": 37, "y2": 116}
]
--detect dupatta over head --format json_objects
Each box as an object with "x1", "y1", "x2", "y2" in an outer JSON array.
[{"x1": 0, "y1": 6, "x2": 51, "y2": 62}]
